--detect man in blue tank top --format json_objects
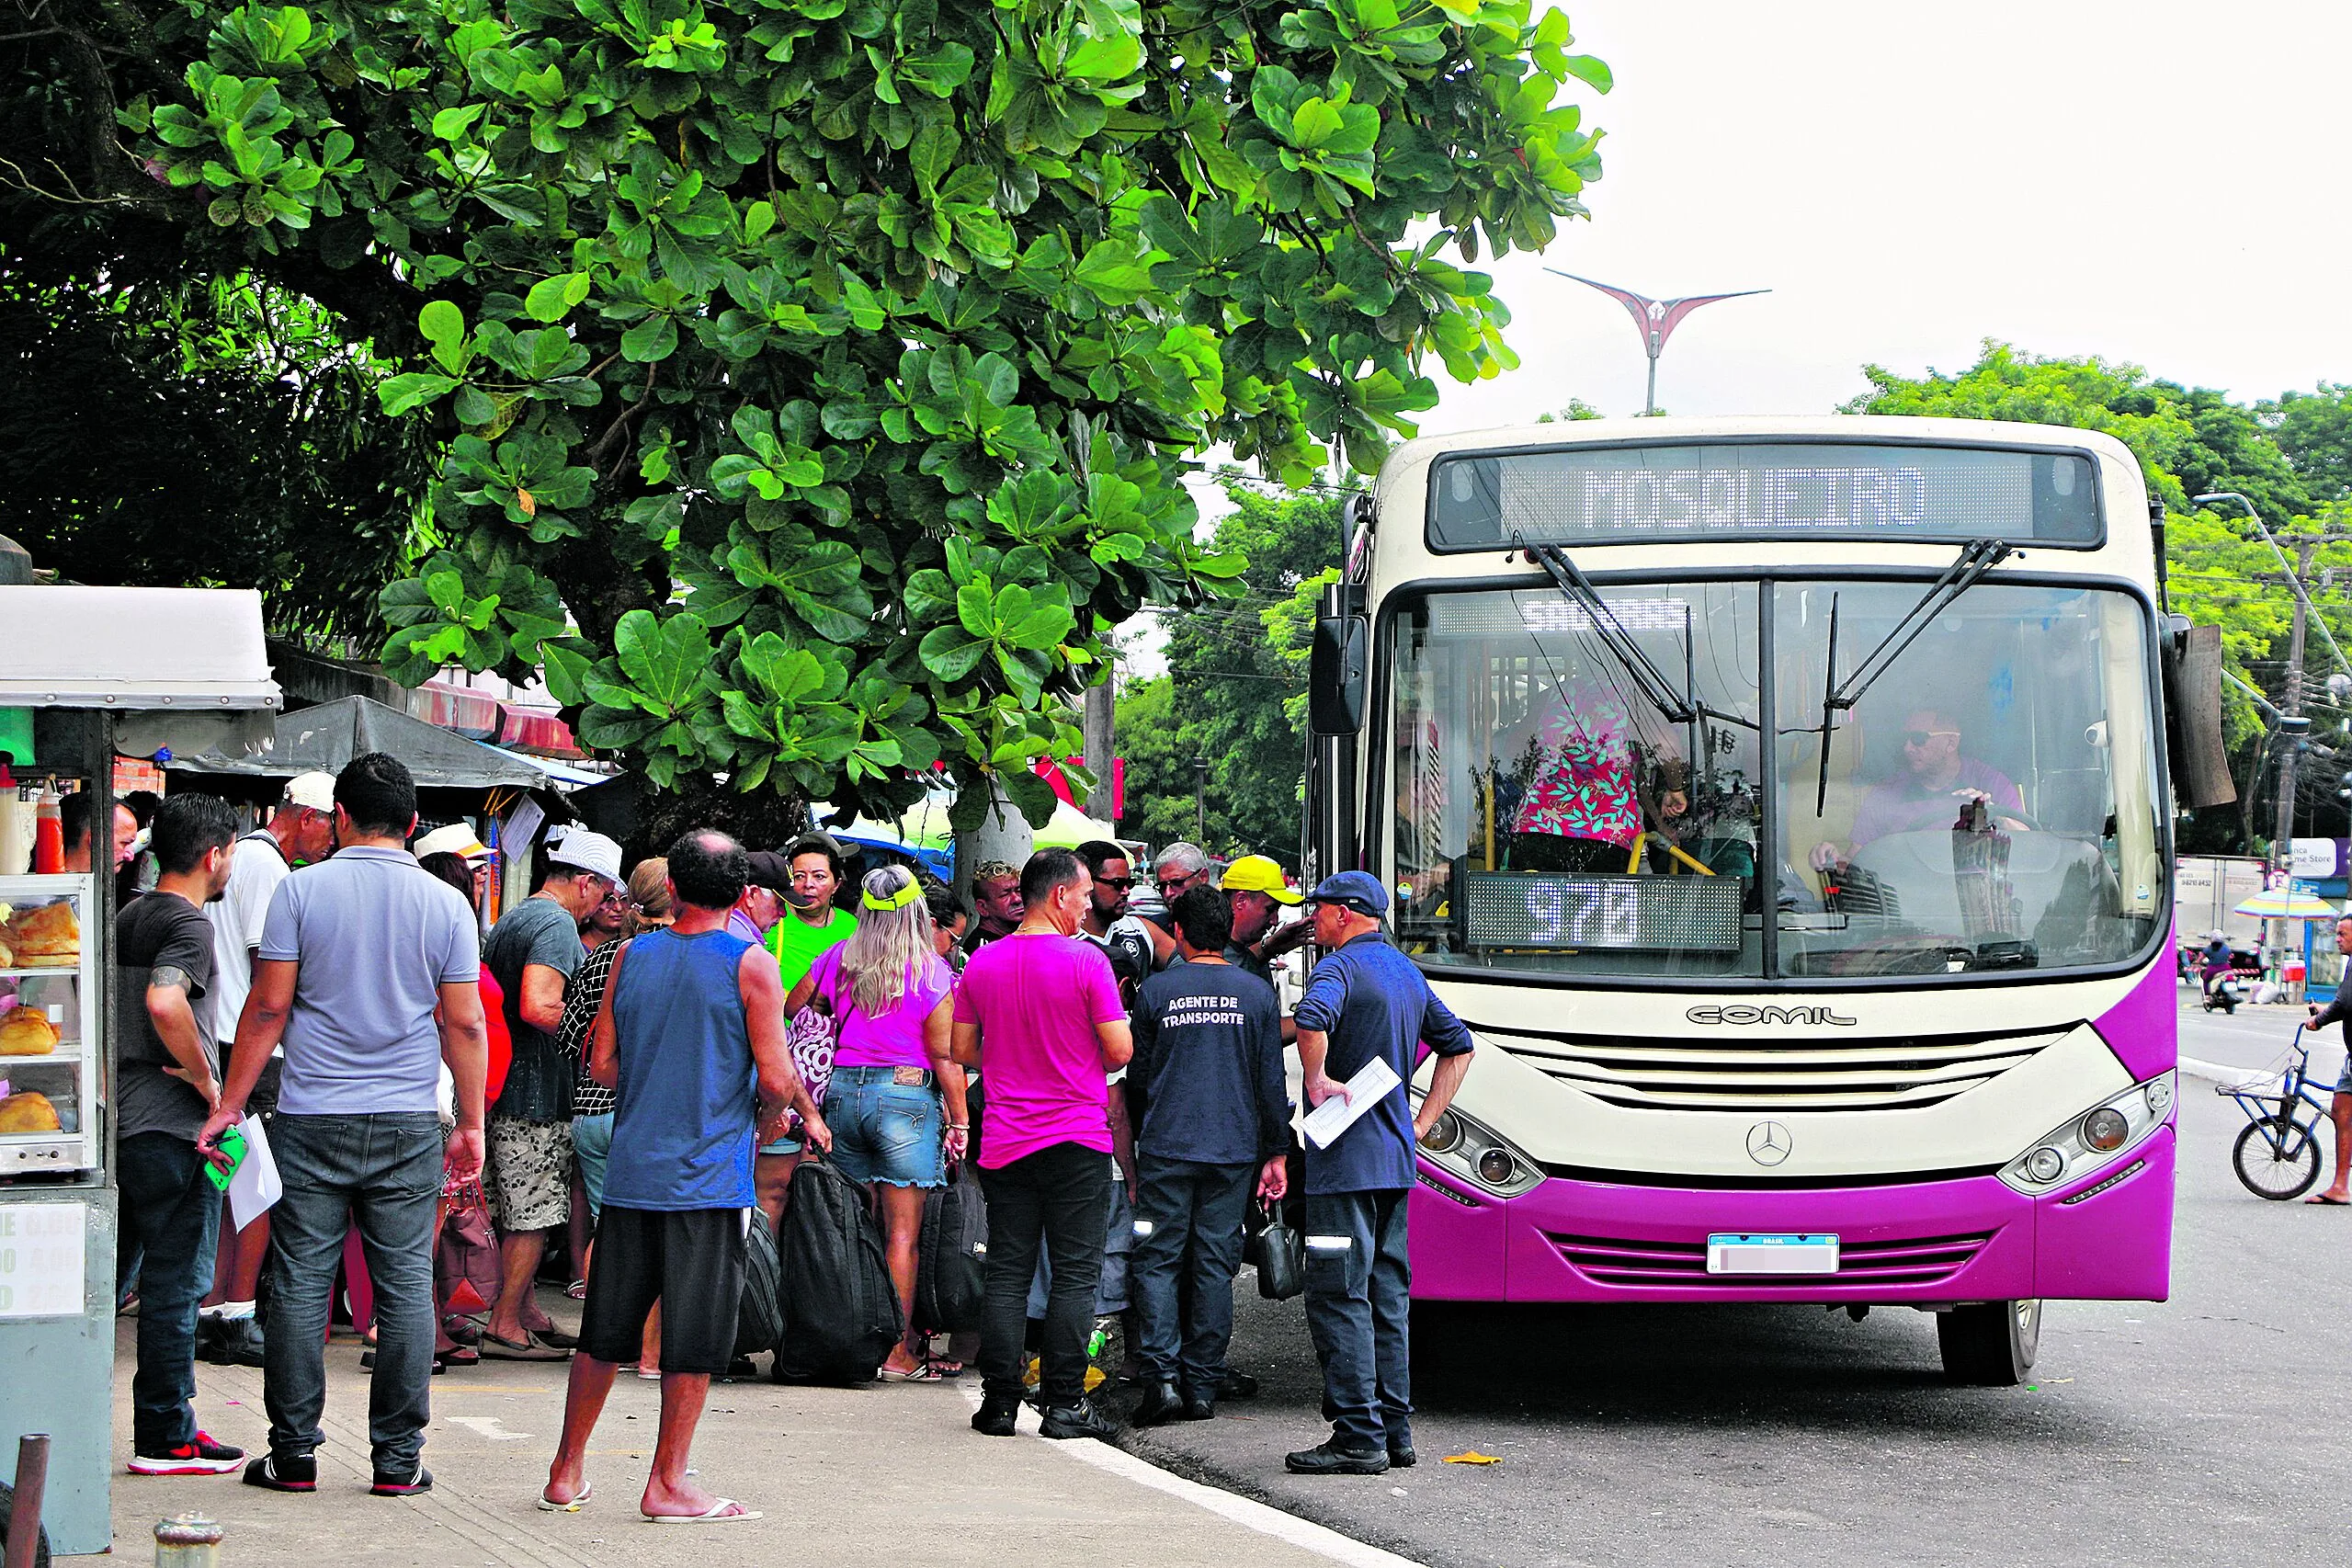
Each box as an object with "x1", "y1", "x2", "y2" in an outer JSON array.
[{"x1": 540, "y1": 830, "x2": 828, "y2": 1523}]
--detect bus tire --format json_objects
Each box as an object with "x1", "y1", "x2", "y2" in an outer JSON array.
[
  {"x1": 0, "y1": 1479, "x2": 53, "y2": 1568},
  {"x1": 1937, "y1": 1299, "x2": 2040, "y2": 1386}
]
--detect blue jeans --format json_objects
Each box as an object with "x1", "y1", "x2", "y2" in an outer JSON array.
[
  {"x1": 117, "y1": 1132, "x2": 223, "y2": 1453},
  {"x1": 822, "y1": 1066, "x2": 945, "y2": 1187},
  {"x1": 262, "y1": 1112, "x2": 443, "y2": 1471},
  {"x1": 1302, "y1": 1187, "x2": 1413, "y2": 1452},
  {"x1": 571, "y1": 1111, "x2": 614, "y2": 1219},
  {"x1": 1129, "y1": 1156, "x2": 1254, "y2": 1392}
]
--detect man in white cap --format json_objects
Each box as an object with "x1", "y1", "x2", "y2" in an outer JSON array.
[
  {"x1": 479, "y1": 824, "x2": 622, "y2": 1358},
  {"x1": 196, "y1": 772, "x2": 338, "y2": 1369}
]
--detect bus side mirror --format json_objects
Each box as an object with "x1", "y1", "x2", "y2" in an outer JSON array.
[
  {"x1": 2164, "y1": 619, "x2": 2236, "y2": 810},
  {"x1": 1309, "y1": 615, "x2": 1368, "y2": 736}
]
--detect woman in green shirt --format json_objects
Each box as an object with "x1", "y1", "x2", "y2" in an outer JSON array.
[{"x1": 754, "y1": 833, "x2": 856, "y2": 1228}]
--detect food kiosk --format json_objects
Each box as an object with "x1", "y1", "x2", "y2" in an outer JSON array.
[{"x1": 0, "y1": 587, "x2": 279, "y2": 1553}]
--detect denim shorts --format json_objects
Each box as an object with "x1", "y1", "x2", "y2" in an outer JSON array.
[
  {"x1": 822, "y1": 1065, "x2": 946, "y2": 1188},
  {"x1": 572, "y1": 1111, "x2": 614, "y2": 1219}
]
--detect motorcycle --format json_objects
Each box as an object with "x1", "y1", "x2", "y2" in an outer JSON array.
[{"x1": 2204, "y1": 971, "x2": 2245, "y2": 1015}]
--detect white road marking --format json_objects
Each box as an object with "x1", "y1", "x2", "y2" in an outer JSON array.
[
  {"x1": 446, "y1": 1415, "x2": 532, "y2": 1441},
  {"x1": 968, "y1": 1390, "x2": 1425, "y2": 1568}
]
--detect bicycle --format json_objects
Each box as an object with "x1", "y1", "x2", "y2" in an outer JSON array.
[{"x1": 2220, "y1": 1025, "x2": 2340, "y2": 1200}]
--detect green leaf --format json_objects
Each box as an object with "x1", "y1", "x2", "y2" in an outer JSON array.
[
  {"x1": 918, "y1": 623, "x2": 988, "y2": 682},
  {"x1": 1559, "y1": 54, "x2": 1614, "y2": 94},
  {"x1": 524, "y1": 272, "x2": 590, "y2": 322},
  {"x1": 380, "y1": 372, "x2": 459, "y2": 415},
  {"x1": 621, "y1": 313, "x2": 678, "y2": 362},
  {"x1": 611, "y1": 608, "x2": 710, "y2": 718}
]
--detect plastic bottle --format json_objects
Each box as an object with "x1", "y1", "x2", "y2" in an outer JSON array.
[
  {"x1": 30, "y1": 789, "x2": 62, "y2": 875},
  {"x1": 0, "y1": 785, "x2": 27, "y2": 878}
]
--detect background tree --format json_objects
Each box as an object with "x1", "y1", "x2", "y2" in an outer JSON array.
[
  {"x1": 3, "y1": 0, "x2": 1613, "y2": 846},
  {"x1": 1117, "y1": 475, "x2": 1346, "y2": 858},
  {"x1": 2261, "y1": 382, "x2": 2352, "y2": 506},
  {"x1": 0, "y1": 257, "x2": 433, "y2": 644}
]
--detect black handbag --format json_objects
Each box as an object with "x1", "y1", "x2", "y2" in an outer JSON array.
[{"x1": 1253, "y1": 1200, "x2": 1305, "y2": 1301}]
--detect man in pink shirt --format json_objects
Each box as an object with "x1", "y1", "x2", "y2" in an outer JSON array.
[{"x1": 952, "y1": 846, "x2": 1132, "y2": 1443}]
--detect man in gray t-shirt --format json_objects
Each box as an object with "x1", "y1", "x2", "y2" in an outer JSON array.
[
  {"x1": 198, "y1": 754, "x2": 489, "y2": 1495},
  {"x1": 479, "y1": 827, "x2": 619, "y2": 1357}
]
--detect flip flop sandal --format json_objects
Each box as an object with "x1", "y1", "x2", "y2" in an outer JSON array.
[
  {"x1": 645, "y1": 1499, "x2": 762, "y2": 1525},
  {"x1": 565, "y1": 1280, "x2": 588, "y2": 1301},
  {"x1": 2306, "y1": 1193, "x2": 2351, "y2": 1205},
  {"x1": 478, "y1": 1329, "x2": 569, "y2": 1360},
  {"x1": 538, "y1": 1483, "x2": 593, "y2": 1513},
  {"x1": 878, "y1": 1362, "x2": 944, "y2": 1382},
  {"x1": 525, "y1": 1325, "x2": 581, "y2": 1349}
]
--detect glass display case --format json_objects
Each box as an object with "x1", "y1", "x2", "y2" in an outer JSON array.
[{"x1": 0, "y1": 874, "x2": 95, "y2": 1174}]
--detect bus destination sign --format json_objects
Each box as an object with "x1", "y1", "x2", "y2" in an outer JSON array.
[{"x1": 1426, "y1": 441, "x2": 2102, "y2": 552}]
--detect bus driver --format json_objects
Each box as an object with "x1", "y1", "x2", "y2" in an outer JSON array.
[{"x1": 1814, "y1": 704, "x2": 2026, "y2": 869}]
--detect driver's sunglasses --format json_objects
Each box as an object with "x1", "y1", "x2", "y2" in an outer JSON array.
[
  {"x1": 1096, "y1": 875, "x2": 1136, "y2": 890},
  {"x1": 1902, "y1": 730, "x2": 1959, "y2": 747}
]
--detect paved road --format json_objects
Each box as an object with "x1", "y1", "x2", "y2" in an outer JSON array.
[{"x1": 1119, "y1": 1053, "x2": 2350, "y2": 1568}]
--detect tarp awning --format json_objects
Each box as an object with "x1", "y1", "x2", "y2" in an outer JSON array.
[
  {"x1": 166, "y1": 696, "x2": 542, "y2": 790},
  {"x1": 0, "y1": 586, "x2": 279, "y2": 710}
]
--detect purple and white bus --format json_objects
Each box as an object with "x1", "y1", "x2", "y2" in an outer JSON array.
[{"x1": 1305, "y1": 417, "x2": 2190, "y2": 1382}]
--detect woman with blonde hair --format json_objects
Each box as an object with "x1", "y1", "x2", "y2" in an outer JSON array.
[{"x1": 786, "y1": 861, "x2": 967, "y2": 1380}]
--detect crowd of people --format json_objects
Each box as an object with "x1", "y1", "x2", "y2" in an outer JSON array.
[{"x1": 112, "y1": 750, "x2": 1479, "y2": 1517}]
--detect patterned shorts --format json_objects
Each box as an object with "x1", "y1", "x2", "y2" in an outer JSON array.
[{"x1": 486, "y1": 1118, "x2": 573, "y2": 1233}]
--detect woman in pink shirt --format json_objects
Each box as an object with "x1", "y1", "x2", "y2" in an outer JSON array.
[{"x1": 786, "y1": 865, "x2": 967, "y2": 1380}]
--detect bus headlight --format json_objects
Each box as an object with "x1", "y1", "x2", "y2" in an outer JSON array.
[
  {"x1": 1998, "y1": 1072, "x2": 2174, "y2": 1196},
  {"x1": 1411, "y1": 1099, "x2": 1542, "y2": 1199}
]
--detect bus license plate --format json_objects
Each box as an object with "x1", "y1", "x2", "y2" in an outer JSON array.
[{"x1": 1706, "y1": 1233, "x2": 1839, "y2": 1275}]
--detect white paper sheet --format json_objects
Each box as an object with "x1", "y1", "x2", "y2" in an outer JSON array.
[
  {"x1": 228, "y1": 1111, "x2": 282, "y2": 1230},
  {"x1": 1301, "y1": 1055, "x2": 1403, "y2": 1150}
]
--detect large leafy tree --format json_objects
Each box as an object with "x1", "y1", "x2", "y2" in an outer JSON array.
[
  {"x1": 6, "y1": 0, "x2": 1610, "y2": 838},
  {"x1": 1845, "y1": 341, "x2": 2352, "y2": 850}
]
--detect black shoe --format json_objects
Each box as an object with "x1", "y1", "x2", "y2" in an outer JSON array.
[
  {"x1": 1217, "y1": 1369, "x2": 1259, "y2": 1400},
  {"x1": 358, "y1": 1349, "x2": 449, "y2": 1375},
  {"x1": 1130, "y1": 1379, "x2": 1185, "y2": 1427},
  {"x1": 369, "y1": 1463, "x2": 432, "y2": 1497},
  {"x1": 1180, "y1": 1393, "x2": 1216, "y2": 1422},
  {"x1": 1285, "y1": 1440, "x2": 1389, "y2": 1476},
  {"x1": 1387, "y1": 1441, "x2": 1417, "y2": 1469},
  {"x1": 202, "y1": 1315, "x2": 267, "y2": 1368},
  {"x1": 1039, "y1": 1398, "x2": 1119, "y2": 1441},
  {"x1": 243, "y1": 1453, "x2": 316, "y2": 1493},
  {"x1": 971, "y1": 1393, "x2": 1020, "y2": 1437}
]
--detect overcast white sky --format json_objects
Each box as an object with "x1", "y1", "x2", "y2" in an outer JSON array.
[{"x1": 1132, "y1": 1, "x2": 2352, "y2": 677}]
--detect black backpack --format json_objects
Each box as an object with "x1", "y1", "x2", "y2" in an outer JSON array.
[
  {"x1": 915, "y1": 1160, "x2": 988, "y2": 1334},
  {"x1": 733, "y1": 1208, "x2": 784, "y2": 1362},
  {"x1": 774, "y1": 1155, "x2": 903, "y2": 1382}
]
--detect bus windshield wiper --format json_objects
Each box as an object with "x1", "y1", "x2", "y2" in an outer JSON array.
[
  {"x1": 1812, "y1": 538, "x2": 2014, "y2": 812},
  {"x1": 1522, "y1": 540, "x2": 1760, "y2": 734}
]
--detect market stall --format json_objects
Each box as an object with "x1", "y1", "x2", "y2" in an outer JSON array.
[{"x1": 0, "y1": 586, "x2": 280, "y2": 1553}]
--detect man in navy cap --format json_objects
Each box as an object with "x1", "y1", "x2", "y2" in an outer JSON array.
[{"x1": 1284, "y1": 870, "x2": 1475, "y2": 1476}]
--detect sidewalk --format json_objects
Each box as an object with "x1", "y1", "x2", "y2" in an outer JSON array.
[{"x1": 84, "y1": 1294, "x2": 1403, "y2": 1568}]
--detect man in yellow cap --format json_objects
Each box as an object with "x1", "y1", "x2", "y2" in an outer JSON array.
[{"x1": 1219, "y1": 855, "x2": 1309, "y2": 989}]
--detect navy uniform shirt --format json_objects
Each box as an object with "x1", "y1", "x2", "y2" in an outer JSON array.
[
  {"x1": 1293, "y1": 932, "x2": 1473, "y2": 1194},
  {"x1": 1129, "y1": 961, "x2": 1288, "y2": 1166}
]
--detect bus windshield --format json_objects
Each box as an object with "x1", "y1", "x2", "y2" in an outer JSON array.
[{"x1": 1386, "y1": 577, "x2": 2164, "y2": 983}]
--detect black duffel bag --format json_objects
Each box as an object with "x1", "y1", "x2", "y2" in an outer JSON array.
[
  {"x1": 733, "y1": 1207, "x2": 784, "y2": 1362},
  {"x1": 775, "y1": 1154, "x2": 904, "y2": 1382},
  {"x1": 1251, "y1": 1199, "x2": 1304, "y2": 1301},
  {"x1": 915, "y1": 1158, "x2": 988, "y2": 1335}
]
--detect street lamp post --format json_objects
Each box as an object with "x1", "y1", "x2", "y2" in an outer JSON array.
[{"x1": 1546, "y1": 271, "x2": 1769, "y2": 416}]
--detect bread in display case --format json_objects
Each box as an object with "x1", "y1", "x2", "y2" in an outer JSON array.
[{"x1": 0, "y1": 875, "x2": 95, "y2": 1174}]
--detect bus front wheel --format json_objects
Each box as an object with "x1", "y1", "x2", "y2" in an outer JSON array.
[{"x1": 1937, "y1": 1299, "x2": 2040, "y2": 1386}]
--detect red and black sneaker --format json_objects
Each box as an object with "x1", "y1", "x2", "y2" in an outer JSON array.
[
  {"x1": 130, "y1": 1432, "x2": 245, "y2": 1475},
  {"x1": 241, "y1": 1452, "x2": 317, "y2": 1492}
]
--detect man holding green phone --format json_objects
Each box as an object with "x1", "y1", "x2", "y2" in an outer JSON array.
[{"x1": 117, "y1": 792, "x2": 244, "y2": 1477}]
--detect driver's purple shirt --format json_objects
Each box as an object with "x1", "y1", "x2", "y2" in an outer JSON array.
[{"x1": 1849, "y1": 758, "x2": 2024, "y2": 849}]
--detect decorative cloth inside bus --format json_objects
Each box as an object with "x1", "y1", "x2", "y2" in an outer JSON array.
[{"x1": 1426, "y1": 442, "x2": 2101, "y2": 551}]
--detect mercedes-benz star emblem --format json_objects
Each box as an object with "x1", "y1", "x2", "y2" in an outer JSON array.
[{"x1": 1745, "y1": 1120, "x2": 1791, "y2": 1166}]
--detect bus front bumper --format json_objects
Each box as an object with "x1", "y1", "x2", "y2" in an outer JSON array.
[{"x1": 1408, "y1": 1125, "x2": 2174, "y2": 1304}]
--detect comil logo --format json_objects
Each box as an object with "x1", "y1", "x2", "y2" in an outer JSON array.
[{"x1": 1686, "y1": 1005, "x2": 1859, "y2": 1027}]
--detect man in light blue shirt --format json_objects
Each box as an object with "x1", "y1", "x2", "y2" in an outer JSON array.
[{"x1": 199, "y1": 753, "x2": 488, "y2": 1500}]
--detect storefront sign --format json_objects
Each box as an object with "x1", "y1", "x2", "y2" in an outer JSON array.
[
  {"x1": 2291, "y1": 838, "x2": 2349, "y2": 881},
  {"x1": 0, "y1": 1200, "x2": 85, "y2": 1317}
]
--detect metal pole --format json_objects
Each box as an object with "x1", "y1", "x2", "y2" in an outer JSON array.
[
  {"x1": 1644, "y1": 352, "x2": 1659, "y2": 418},
  {"x1": 6, "y1": 1435, "x2": 50, "y2": 1568},
  {"x1": 1193, "y1": 759, "x2": 1208, "y2": 845},
  {"x1": 2278, "y1": 540, "x2": 2315, "y2": 873}
]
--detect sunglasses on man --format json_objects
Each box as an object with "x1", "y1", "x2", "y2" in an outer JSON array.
[{"x1": 1902, "y1": 729, "x2": 1959, "y2": 747}]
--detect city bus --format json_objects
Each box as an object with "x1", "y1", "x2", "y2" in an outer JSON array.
[{"x1": 1303, "y1": 416, "x2": 2228, "y2": 1383}]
